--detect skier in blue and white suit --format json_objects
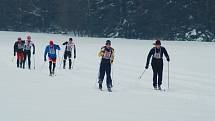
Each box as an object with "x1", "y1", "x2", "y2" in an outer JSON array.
[{"x1": 44, "y1": 40, "x2": 60, "y2": 76}]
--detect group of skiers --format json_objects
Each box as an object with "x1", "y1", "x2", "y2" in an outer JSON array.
[
  {"x1": 14, "y1": 37, "x2": 76, "y2": 74},
  {"x1": 14, "y1": 36, "x2": 35, "y2": 69},
  {"x1": 97, "y1": 39, "x2": 170, "y2": 92},
  {"x1": 44, "y1": 38, "x2": 76, "y2": 76},
  {"x1": 13, "y1": 37, "x2": 170, "y2": 92}
]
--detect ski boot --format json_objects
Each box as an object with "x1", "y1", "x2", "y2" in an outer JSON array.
[
  {"x1": 153, "y1": 86, "x2": 157, "y2": 90},
  {"x1": 69, "y1": 59, "x2": 72, "y2": 69},
  {"x1": 158, "y1": 86, "x2": 162, "y2": 90},
  {"x1": 107, "y1": 88, "x2": 112, "y2": 92},
  {"x1": 99, "y1": 84, "x2": 102, "y2": 91},
  {"x1": 63, "y1": 60, "x2": 66, "y2": 69}
]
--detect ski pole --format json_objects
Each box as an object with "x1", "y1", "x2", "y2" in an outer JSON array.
[
  {"x1": 71, "y1": 59, "x2": 75, "y2": 69},
  {"x1": 168, "y1": 62, "x2": 170, "y2": 90},
  {"x1": 111, "y1": 64, "x2": 114, "y2": 88},
  {"x1": 33, "y1": 54, "x2": 35, "y2": 69},
  {"x1": 59, "y1": 55, "x2": 64, "y2": 69},
  {"x1": 12, "y1": 56, "x2": 15, "y2": 63},
  {"x1": 57, "y1": 51, "x2": 61, "y2": 68},
  {"x1": 95, "y1": 61, "x2": 101, "y2": 88},
  {"x1": 138, "y1": 69, "x2": 146, "y2": 79},
  {"x1": 58, "y1": 51, "x2": 61, "y2": 62}
]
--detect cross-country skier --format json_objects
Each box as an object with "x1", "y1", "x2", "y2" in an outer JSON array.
[
  {"x1": 14, "y1": 37, "x2": 25, "y2": 68},
  {"x1": 62, "y1": 38, "x2": 76, "y2": 69},
  {"x1": 98, "y1": 40, "x2": 115, "y2": 92},
  {"x1": 23, "y1": 36, "x2": 35, "y2": 69},
  {"x1": 145, "y1": 40, "x2": 170, "y2": 90},
  {"x1": 44, "y1": 40, "x2": 61, "y2": 76}
]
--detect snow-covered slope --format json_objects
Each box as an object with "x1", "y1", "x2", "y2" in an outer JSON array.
[{"x1": 0, "y1": 31, "x2": 214, "y2": 121}]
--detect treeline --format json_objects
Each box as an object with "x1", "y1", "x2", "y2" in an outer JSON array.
[{"x1": 0, "y1": 0, "x2": 214, "y2": 41}]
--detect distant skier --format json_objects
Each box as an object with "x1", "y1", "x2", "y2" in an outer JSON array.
[
  {"x1": 14, "y1": 37, "x2": 25, "y2": 68},
  {"x1": 98, "y1": 40, "x2": 115, "y2": 92},
  {"x1": 23, "y1": 36, "x2": 35, "y2": 69},
  {"x1": 62, "y1": 38, "x2": 76, "y2": 69},
  {"x1": 44, "y1": 40, "x2": 61, "y2": 76},
  {"x1": 145, "y1": 40, "x2": 170, "y2": 90}
]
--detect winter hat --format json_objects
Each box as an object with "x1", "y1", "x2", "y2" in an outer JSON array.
[
  {"x1": 18, "y1": 37, "x2": 21, "y2": 40},
  {"x1": 153, "y1": 40, "x2": 161, "y2": 45},
  {"x1": 50, "y1": 40, "x2": 54, "y2": 45},
  {"x1": 69, "y1": 38, "x2": 73, "y2": 41},
  {"x1": 106, "y1": 40, "x2": 111, "y2": 45},
  {"x1": 27, "y1": 36, "x2": 31, "y2": 40}
]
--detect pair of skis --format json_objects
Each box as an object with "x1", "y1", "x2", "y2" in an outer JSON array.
[
  {"x1": 154, "y1": 88, "x2": 166, "y2": 92},
  {"x1": 98, "y1": 84, "x2": 112, "y2": 92},
  {"x1": 12, "y1": 55, "x2": 36, "y2": 69},
  {"x1": 49, "y1": 74, "x2": 56, "y2": 77},
  {"x1": 138, "y1": 62, "x2": 170, "y2": 92},
  {"x1": 99, "y1": 88, "x2": 112, "y2": 92},
  {"x1": 59, "y1": 59, "x2": 76, "y2": 69}
]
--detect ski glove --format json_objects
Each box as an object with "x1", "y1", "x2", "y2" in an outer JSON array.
[
  {"x1": 167, "y1": 58, "x2": 170, "y2": 62},
  {"x1": 44, "y1": 58, "x2": 47, "y2": 62},
  {"x1": 110, "y1": 60, "x2": 113, "y2": 64},
  {"x1": 33, "y1": 51, "x2": 35, "y2": 55},
  {"x1": 74, "y1": 55, "x2": 76, "y2": 59},
  {"x1": 145, "y1": 65, "x2": 149, "y2": 69},
  {"x1": 14, "y1": 53, "x2": 16, "y2": 56}
]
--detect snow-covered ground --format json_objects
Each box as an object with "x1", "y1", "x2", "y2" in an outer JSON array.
[{"x1": 0, "y1": 31, "x2": 214, "y2": 121}]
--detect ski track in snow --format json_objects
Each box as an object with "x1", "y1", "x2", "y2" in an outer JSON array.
[{"x1": 0, "y1": 31, "x2": 215, "y2": 121}]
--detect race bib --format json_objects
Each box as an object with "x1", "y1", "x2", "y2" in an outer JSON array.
[
  {"x1": 153, "y1": 48, "x2": 161, "y2": 59},
  {"x1": 49, "y1": 47, "x2": 56, "y2": 54},
  {"x1": 154, "y1": 52, "x2": 161, "y2": 59},
  {"x1": 25, "y1": 43, "x2": 31, "y2": 50},
  {"x1": 18, "y1": 43, "x2": 23, "y2": 49},
  {"x1": 66, "y1": 43, "x2": 74, "y2": 52},
  {"x1": 103, "y1": 51, "x2": 111, "y2": 59}
]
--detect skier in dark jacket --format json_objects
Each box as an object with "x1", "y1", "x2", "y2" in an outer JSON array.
[
  {"x1": 145, "y1": 40, "x2": 170, "y2": 90},
  {"x1": 44, "y1": 40, "x2": 61, "y2": 76},
  {"x1": 14, "y1": 37, "x2": 25, "y2": 68},
  {"x1": 62, "y1": 38, "x2": 76, "y2": 69},
  {"x1": 23, "y1": 36, "x2": 35, "y2": 69},
  {"x1": 98, "y1": 40, "x2": 115, "y2": 92}
]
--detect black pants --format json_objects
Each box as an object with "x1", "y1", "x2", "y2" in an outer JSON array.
[
  {"x1": 17, "y1": 59, "x2": 24, "y2": 68},
  {"x1": 24, "y1": 51, "x2": 31, "y2": 69},
  {"x1": 63, "y1": 51, "x2": 72, "y2": 68},
  {"x1": 98, "y1": 59, "x2": 112, "y2": 88},
  {"x1": 49, "y1": 61, "x2": 56, "y2": 74},
  {"x1": 151, "y1": 60, "x2": 163, "y2": 87}
]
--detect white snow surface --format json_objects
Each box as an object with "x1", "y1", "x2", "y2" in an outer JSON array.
[{"x1": 0, "y1": 31, "x2": 215, "y2": 121}]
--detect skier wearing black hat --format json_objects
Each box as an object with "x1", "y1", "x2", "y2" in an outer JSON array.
[
  {"x1": 62, "y1": 38, "x2": 76, "y2": 69},
  {"x1": 14, "y1": 37, "x2": 25, "y2": 68},
  {"x1": 98, "y1": 40, "x2": 115, "y2": 92},
  {"x1": 145, "y1": 40, "x2": 170, "y2": 90}
]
